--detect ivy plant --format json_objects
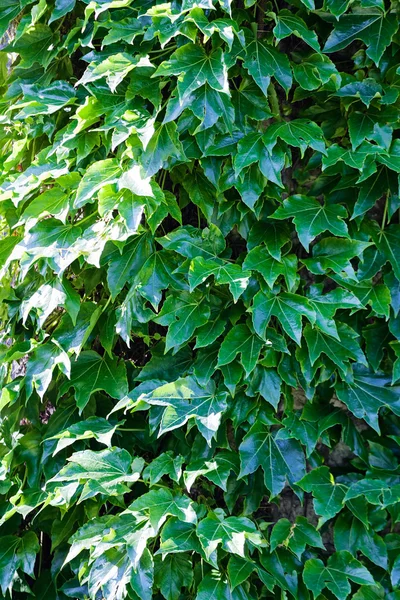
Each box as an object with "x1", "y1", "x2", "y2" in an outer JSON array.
[{"x1": 0, "y1": 0, "x2": 400, "y2": 598}]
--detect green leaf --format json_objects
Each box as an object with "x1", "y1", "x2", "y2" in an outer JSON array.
[
  {"x1": 306, "y1": 285, "x2": 363, "y2": 339},
  {"x1": 217, "y1": 323, "x2": 263, "y2": 376},
  {"x1": 273, "y1": 11, "x2": 320, "y2": 52},
  {"x1": 303, "y1": 238, "x2": 372, "y2": 279},
  {"x1": 335, "y1": 370, "x2": 400, "y2": 433},
  {"x1": 25, "y1": 341, "x2": 70, "y2": 400},
  {"x1": 303, "y1": 551, "x2": 375, "y2": 600},
  {"x1": 154, "y1": 554, "x2": 193, "y2": 600},
  {"x1": 129, "y1": 488, "x2": 196, "y2": 530},
  {"x1": 131, "y1": 548, "x2": 154, "y2": 600},
  {"x1": 47, "y1": 417, "x2": 118, "y2": 455},
  {"x1": 334, "y1": 512, "x2": 388, "y2": 569},
  {"x1": 293, "y1": 53, "x2": 341, "y2": 90},
  {"x1": 143, "y1": 452, "x2": 184, "y2": 486},
  {"x1": 324, "y1": 13, "x2": 398, "y2": 66},
  {"x1": 12, "y1": 24, "x2": 55, "y2": 69},
  {"x1": 139, "y1": 376, "x2": 228, "y2": 444},
  {"x1": 251, "y1": 289, "x2": 316, "y2": 344},
  {"x1": 243, "y1": 38, "x2": 292, "y2": 94},
  {"x1": 154, "y1": 291, "x2": 210, "y2": 352},
  {"x1": 239, "y1": 418, "x2": 306, "y2": 496},
  {"x1": 243, "y1": 246, "x2": 298, "y2": 290},
  {"x1": 196, "y1": 572, "x2": 242, "y2": 600},
  {"x1": 344, "y1": 478, "x2": 400, "y2": 507},
  {"x1": 141, "y1": 122, "x2": 186, "y2": 177},
  {"x1": 271, "y1": 195, "x2": 348, "y2": 251},
  {"x1": 158, "y1": 225, "x2": 225, "y2": 259},
  {"x1": 197, "y1": 513, "x2": 264, "y2": 561},
  {"x1": 304, "y1": 323, "x2": 367, "y2": 374},
  {"x1": 0, "y1": 533, "x2": 39, "y2": 594},
  {"x1": 263, "y1": 119, "x2": 326, "y2": 156},
  {"x1": 184, "y1": 451, "x2": 239, "y2": 492},
  {"x1": 75, "y1": 159, "x2": 121, "y2": 209},
  {"x1": 228, "y1": 556, "x2": 255, "y2": 589},
  {"x1": 158, "y1": 519, "x2": 202, "y2": 555},
  {"x1": 49, "y1": 448, "x2": 144, "y2": 502},
  {"x1": 78, "y1": 53, "x2": 140, "y2": 92},
  {"x1": 155, "y1": 43, "x2": 229, "y2": 101},
  {"x1": 234, "y1": 133, "x2": 264, "y2": 175},
  {"x1": 188, "y1": 257, "x2": 250, "y2": 302},
  {"x1": 60, "y1": 350, "x2": 128, "y2": 413},
  {"x1": 0, "y1": 1, "x2": 21, "y2": 39},
  {"x1": 297, "y1": 466, "x2": 347, "y2": 524},
  {"x1": 374, "y1": 224, "x2": 400, "y2": 280},
  {"x1": 270, "y1": 516, "x2": 324, "y2": 558},
  {"x1": 107, "y1": 233, "x2": 153, "y2": 299}
]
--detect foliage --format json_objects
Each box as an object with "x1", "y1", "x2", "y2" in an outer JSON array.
[{"x1": 0, "y1": 0, "x2": 399, "y2": 598}]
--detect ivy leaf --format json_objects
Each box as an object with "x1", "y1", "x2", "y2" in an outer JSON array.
[
  {"x1": 243, "y1": 247, "x2": 298, "y2": 291},
  {"x1": 74, "y1": 159, "x2": 121, "y2": 209},
  {"x1": 234, "y1": 133, "x2": 264, "y2": 176},
  {"x1": 49, "y1": 448, "x2": 144, "y2": 502},
  {"x1": 48, "y1": 417, "x2": 119, "y2": 455},
  {"x1": 12, "y1": 24, "x2": 56, "y2": 69},
  {"x1": 263, "y1": 119, "x2": 326, "y2": 156},
  {"x1": 334, "y1": 512, "x2": 388, "y2": 569},
  {"x1": 293, "y1": 54, "x2": 341, "y2": 90},
  {"x1": 155, "y1": 44, "x2": 229, "y2": 100},
  {"x1": 158, "y1": 225, "x2": 225, "y2": 259},
  {"x1": 154, "y1": 554, "x2": 193, "y2": 600},
  {"x1": 143, "y1": 452, "x2": 184, "y2": 486},
  {"x1": 306, "y1": 285, "x2": 363, "y2": 339},
  {"x1": 217, "y1": 323, "x2": 263, "y2": 376},
  {"x1": 239, "y1": 418, "x2": 306, "y2": 496},
  {"x1": 270, "y1": 516, "x2": 324, "y2": 558},
  {"x1": 25, "y1": 341, "x2": 70, "y2": 400},
  {"x1": 303, "y1": 551, "x2": 375, "y2": 600},
  {"x1": 304, "y1": 323, "x2": 367, "y2": 374},
  {"x1": 374, "y1": 224, "x2": 400, "y2": 281},
  {"x1": 335, "y1": 369, "x2": 400, "y2": 433},
  {"x1": 158, "y1": 519, "x2": 202, "y2": 555},
  {"x1": 344, "y1": 478, "x2": 400, "y2": 507},
  {"x1": 324, "y1": 13, "x2": 398, "y2": 66},
  {"x1": 141, "y1": 122, "x2": 186, "y2": 177},
  {"x1": 197, "y1": 513, "x2": 264, "y2": 561},
  {"x1": 243, "y1": 38, "x2": 292, "y2": 94},
  {"x1": 60, "y1": 350, "x2": 128, "y2": 413},
  {"x1": 189, "y1": 84, "x2": 235, "y2": 134},
  {"x1": 131, "y1": 548, "x2": 154, "y2": 600},
  {"x1": 251, "y1": 289, "x2": 316, "y2": 344},
  {"x1": 227, "y1": 556, "x2": 255, "y2": 589},
  {"x1": 107, "y1": 233, "x2": 153, "y2": 300},
  {"x1": 0, "y1": 1, "x2": 20, "y2": 39},
  {"x1": 139, "y1": 377, "x2": 228, "y2": 444},
  {"x1": 78, "y1": 53, "x2": 140, "y2": 92},
  {"x1": 196, "y1": 572, "x2": 242, "y2": 600},
  {"x1": 0, "y1": 533, "x2": 39, "y2": 595},
  {"x1": 188, "y1": 257, "x2": 250, "y2": 302},
  {"x1": 270, "y1": 195, "x2": 348, "y2": 251},
  {"x1": 303, "y1": 238, "x2": 372, "y2": 279},
  {"x1": 154, "y1": 291, "x2": 210, "y2": 352},
  {"x1": 297, "y1": 466, "x2": 347, "y2": 524},
  {"x1": 184, "y1": 451, "x2": 239, "y2": 492},
  {"x1": 129, "y1": 488, "x2": 196, "y2": 530},
  {"x1": 273, "y1": 11, "x2": 320, "y2": 52},
  {"x1": 16, "y1": 187, "x2": 70, "y2": 229}
]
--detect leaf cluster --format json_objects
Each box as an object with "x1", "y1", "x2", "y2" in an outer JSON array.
[{"x1": 0, "y1": 0, "x2": 400, "y2": 598}]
